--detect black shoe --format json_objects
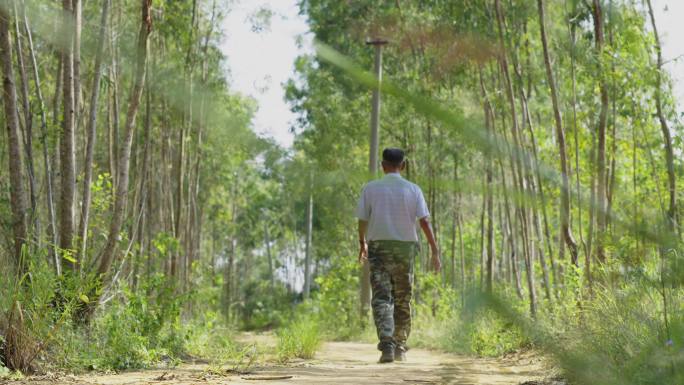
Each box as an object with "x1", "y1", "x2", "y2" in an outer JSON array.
[
  {"x1": 394, "y1": 348, "x2": 406, "y2": 362},
  {"x1": 379, "y1": 348, "x2": 394, "y2": 363}
]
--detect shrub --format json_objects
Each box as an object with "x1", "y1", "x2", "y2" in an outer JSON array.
[
  {"x1": 466, "y1": 309, "x2": 528, "y2": 356},
  {"x1": 0, "y1": 254, "x2": 78, "y2": 373},
  {"x1": 239, "y1": 280, "x2": 295, "y2": 331},
  {"x1": 276, "y1": 316, "x2": 321, "y2": 362},
  {"x1": 185, "y1": 311, "x2": 237, "y2": 359},
  {"x1": 88, "y1": 275, "x2": 186, "y2": 370},
  {"x1": 49, "y1": 274, "x2": 187, "y2": 371},
  {"x1": 409, "y1": 278, "x2": 528, "y2": 357},
  {"x1": 314, "y1": 257, "x2": 362, "y2": 340},
  {"x1": 549, "y1": 280, "x2": 684, "y2": 385}
]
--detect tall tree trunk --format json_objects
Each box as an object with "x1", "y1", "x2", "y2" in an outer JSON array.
[
  {"x1": 521, "y1": 89, "x2": 557, "y2": 296},
  {"x1": 72, "y1": 0, "x2": 81, "y2": 124},
  {"x1": 52, "y1": 52, "x2": 62, "y2": 206},
  {"x1": 645, "y1": 0, "x2": 677, "y2": 236},
  {"x1": 12, "y1": 1, "x2": 38, "y2": 246},
  {"x1": 493, "y1": 70, "x2": 524, "y2": 300},
  {"x1": 479, "y1": 70, "x2": 495, "y2": 293},
  {"x1": 512, "y1": 45, "x2": 559, "y2": 296},
  {"x1": 486, "y1": 174, "x2": 494, "y2": 293},
  {"x1": 498, "y1": 202, "x2": 510, "y2": 284},
  {"x1": 478, "y1": 175, "x2": 486, "y2": 290},
  {"x1": 176, "y1": 0, "x2": 198, "y2": 288},
  {"x1": 495, "y1": 0, "x2": 534, "y2": 314},
  {"x1": 96, "y1": 0, "x2": 152, "y2": 282},
  {"x1": 23, "y1": 4, "x2": 58, "y2": 271},
  {"x1": 303, "y1": 172, "x2": 314, "y2": 299},
  {"x1": 78, "y1": 0, "x2": 109, "y2": 264},
  {"x1": 521, "y1": 207, "x2": 537, "y2": 318},
  {"x1": 172, "y1": 126, "x2": 185, "y2": 279},
  {"x1": 0, "y1": 4, "x2": 28, "y2": 269},
  {"x1": 538, "y1": 0, "x2": 579, "y2": 266},
  {"x1": 499, "y1": 156, "x2": 523, "y2": 299},
  {"x1": 108, "y1": 7, "x2": 120, "y2": 189},
  {"x1": 59, "y1": 0, "x2": 77, "y2": 268},
  {"x1": 605, "y1": 0, "x2": 617, "y2": 234},
  {"x1": 586, "y1": 123, "x2": 597, "y2": 294},
  {"x1": 592, "y1": 0, "x2": 609, "y2": 263},
  {"x1": 265, "y1": 221, "x2": 275, "y2": 291},
  {"x1": 224, "y1": 179, "x2": 238, "y2": 322},
  {"x1": 450, "y1": 202, "x2": 457, "y2": 288},
  {"x1": 450, "y1": 155, "x2": 458, "y2": 289},
  {"x1": 568, "y1": 6, "x2": 589, "y2": 285},
  {"x1": 133, "y1": 82, "x2": 152, "y2": 291},
  {"x1": 632, "y1": 112, "x2": 640, "y2": 255},
  {"x1": 531, "y1": 183, "x2": 553, "y2": 302},
  {"x1": 458, "y1": 207, "x2": 466, "y2": 306},
  {"x1": 188, "y1": 0, "x2": 217, "y2": 288}
]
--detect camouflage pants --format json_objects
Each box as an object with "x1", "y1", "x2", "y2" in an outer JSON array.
[{"x1": 368, "y1": 240, "x2": 417, "y2": 352}]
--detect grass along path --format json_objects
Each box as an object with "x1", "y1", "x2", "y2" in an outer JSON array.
[{"x1": 5, "y1": 334, "x2": 550, "y2": 384}]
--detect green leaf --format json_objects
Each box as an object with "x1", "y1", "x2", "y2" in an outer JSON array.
[{"x1": 79, "y1": 294, "x2": 90, "y2": 304}]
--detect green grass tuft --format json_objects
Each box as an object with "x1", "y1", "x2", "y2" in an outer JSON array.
[{"x1": 276, "y1": 316, "x2": 322, "y2": 362}]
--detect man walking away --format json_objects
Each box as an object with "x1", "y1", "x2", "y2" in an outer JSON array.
[{"x1": 356, "y1": 148, "x2": 441, "y2": 363}]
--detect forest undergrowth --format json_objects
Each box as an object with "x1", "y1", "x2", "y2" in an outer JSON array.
[
  {"x1": 284, "y1": 253, "x2": 684, "y2": 385},
  {"x1": 2, "y1": 240, "x2": 684, "y2": 385}
]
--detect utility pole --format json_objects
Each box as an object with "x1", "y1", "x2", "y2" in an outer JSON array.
[
  {"x1": 264, "y1": 218, "x2": 275, "y2": 291},
  {"x1": 361, "y1": 38, "x2": 388, "y2": 321}
]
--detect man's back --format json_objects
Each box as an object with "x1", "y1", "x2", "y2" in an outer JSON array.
[
  {"x1": 356, "y1": 173, "x2": 429, "y2": 242},
  {"x1": 356, "y1": 148, "x2": 440, "y2": 363}
]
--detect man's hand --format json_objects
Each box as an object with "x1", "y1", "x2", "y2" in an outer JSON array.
[
  {"x1": 430, "y1": 247, "x2": 442, "y2": 272},
  {"x1": 358, "y1": 241, "x2": 368, "y2": 263}
]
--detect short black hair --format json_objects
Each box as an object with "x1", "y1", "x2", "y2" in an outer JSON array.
[{"x1": 382, "y1": 148, "x2": 405, "y2": 167}]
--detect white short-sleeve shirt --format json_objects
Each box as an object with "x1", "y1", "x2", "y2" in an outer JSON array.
[{"x1": 355, "y1": 173, "x2": 430, "y2": 242}]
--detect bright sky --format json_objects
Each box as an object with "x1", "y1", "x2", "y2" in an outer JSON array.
[
  {"x1": 221, "y1": 1, "x2": 684, "y2": 149},
  {"x1": 653, "y1": 0, "x2": 684, "y2": 115},
  {"x1": 220, "y1": 0, "x2": 312, "y2": 148}
]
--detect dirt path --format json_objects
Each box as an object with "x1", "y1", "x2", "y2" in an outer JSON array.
[{"x1": 9, "y1": 337, "x2": 548, "y2": 385}]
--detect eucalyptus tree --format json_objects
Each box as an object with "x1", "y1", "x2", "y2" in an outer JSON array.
[
  {"x1": 78, "y1": 0, "x2": 109, "y2": 264},
  {"x1": 0, "y1": 3, "x2": 27, "y2": 269},
  {"x1": 537, "y1": 0, "x2": 579, "y2": 267},
  {"x1": 645, "y1": 0, "x2": 677, "y2": 235},
  {"x1": 592, "y1": 0, "x2": 609, "y2": 263},
  {"x1": 59, "y1": 0, "x2": 77, "y2": 268},
  {"x1": 95, "y1": 0, "x2": 152, "y2": 314}
]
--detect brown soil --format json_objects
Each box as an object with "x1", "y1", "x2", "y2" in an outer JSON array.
[{"x1": 3, "y1": 336, "x2": 549, "y2": 385}]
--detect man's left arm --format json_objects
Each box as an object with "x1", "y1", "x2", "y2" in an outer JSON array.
[
  {"x1": 416, "y1": 187, "x2": 441, "y2": 272},
  {"x1": 356, "y1": 186, "x2": 370, "y2": 263},
  {"x1": 358, "y1": 220, "x2": 368, "y2": 263},
  {"x1": 419, "y1": 217, "x2": 441, "y2": 272}
]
